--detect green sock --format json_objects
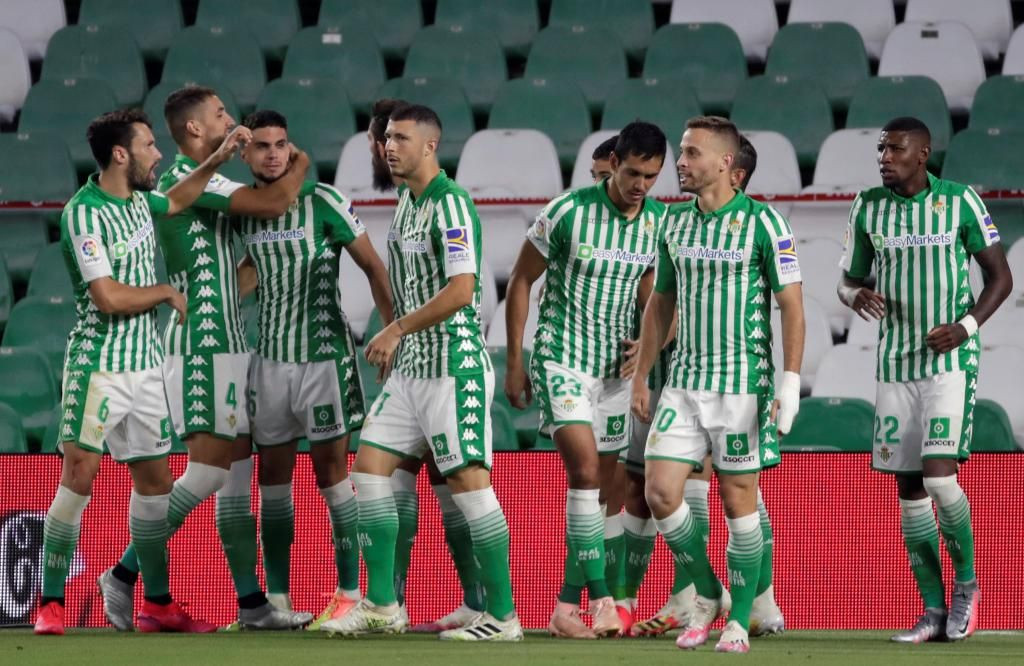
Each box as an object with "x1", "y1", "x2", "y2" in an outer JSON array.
[
  {"x1": 352, "y1": 473, "x2": 398, "y2": 607},
  {"x1": 392, "y1": 472, "x2": 418, "y2": 606},
  {"x1": 725, "y1": 513, "x2": 763, "y2": 630},
  {"x1": 259, "y1": 483, "x2": 294, "y2": 595},
  {"x1": 436, "y1": 485, "x2": 485, "y2": 611},
  {"x1": 453, "y1": 489, "x2": 516, "y2": 620},
  {"x1": 622, "y1": 512, "x2": 655, "y2": 599},
  {"x1": 931, "y1": 482, "x2": 977, "y2": 584},
  {"x1": 558, "y1": 535, "x2": 586, "y2": 604},
  {"x1": 674, "y1": 480, "x2": 709, "y2": 594},
  {"x1": 41, "y1": 486, "x2": 89, "y2": 599},
  {"x1": 656, "y1": 502, "x2": 721, "y2": 600},
  {"x1": 215, "y1": 458, "x2": 261, "y2": 599},
  {"x1": 566, "y1": 489, "x2": 610, "y2": 599},
  {"x1": 900, "y1": 498, "x2": 946, "y2": 608},
  {"x1": 603, "y1": 518, "x2": 626, "y2": 601},
  {"x1": 756, "y1": 492, "x2": 774, "y2": 596},
  {"x1": 321, "y1": 480, "x2": 360, "y2": 594},
  {"x1": 129, "y1": 491, "x2": 171, "y2": 599}
]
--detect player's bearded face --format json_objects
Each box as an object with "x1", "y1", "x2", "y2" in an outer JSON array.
[
  {"x1": 384, "y1": 119, "x2": 433, "y2": 179},
  {"x1": 369, "y1": 135, "x2": 395, "y2": 191},
  {"x1": 203, "y1": 95, "x2": 235, "y2": 150},
  {"x1": 677, "y1": 129, "x2": 725, "y2": 194},
  {"x1": 126, "y1": 123, "x2": 160, "y2": 191},
  {"x1": 244, "y1": 126, "x2": 290, "y2": 184}
]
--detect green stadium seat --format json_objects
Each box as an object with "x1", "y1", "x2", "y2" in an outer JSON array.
[
  {"x1": 765, "y1": 23, "x2": 869, "y2": 111},
  {"x1": 41, "y1": 24, "x2": 147, "y2": 107},
  {"x1": 40, "y1": 402, "x2": 61, "y2": 453},
  {"x1": 282, "y1": 26, "x2": 385, "y2": 116},
  {"x1": 548, "y1": 0, "x2": 654, "y2": 62},
  {"x1": 491, "y1": 401, "x2": 519, "y2": 451},
  {"x1": 488, "y1": 78, "x2": 592, "y2": 171},
  {"x1": 730, "y1": 75, "x2": 834, "y2": 169},
  {"x1": 256, "y1": 77, "x2": 355, "y2": 179},
  {"x1": 0, "y1": 256, "x2": 11, "y2": 334},
  {"x1": 781, "y1": 397, "x2": 874, "y2": 452},
  {"x1": 487, "y1": 346, "x2": 542, "y2": 447},
  {"x1": 18, "y1": 77, "x2": 118, "y2": 176},
  {"x1": 403, "y1": 25, "x2": 506, "y2": 115},
  {"x1": 318, "y1": 0, "x2": 422, "y2": 60},
  {"x1": 434, "y1": 0, "x2": 538, "y2": 59},
  {"x1": 162, "y1": 26, "x2": 266, "y2": 113},
  {"x1": 144, "y1": 81, "x2": 242, "y2": 137},
  {"x1": 356, "y1": 345, "x2": 383, "y2": 406},
  {"x1": 0, "y1": 216, "x2": 49, "y2": 286},
  {"x1": 27, "y1": 242, "x2": 72, "y2": 299},
  {"x1": 846, "y1": 76, "x2": 952, "y2": 168},
  {"x1": 376, "y1": 77, "x2": 474, "y2": 171},
  {"x1": 196, "y1": 0, "x2": 299, "y2": 61},
  {"x1": 602, "y1": 78, "x2": 701, "y2": 142},
  {"x1": 524, "y1": 26, "x2": 627, "y2": 114},
  {"x1": 0, "y1": 131, "x2": 77, "y2": 203},
  {"x1": 0, "y1": 346, "x2": 58, "y2": 447},
  {"x1": 969, "y1": 75, "x2": 1024, "y2": 132},
  {"x1": 644, "y1": 23, "x2": 747, "y2": 115},
  {"x1": 79, "y1": 0, "x2": 182, "y2": 60},
  {"x1": 942, "y1": 129, "x2": 1024, "y2": 191},
  {"x1": 0, "y1": 402, "x2": 28, "y2": 453},
  {"x1": 972, "y1": 399, "x2": 1019, "y2": 452},
  {"x1": 363, "y1": 308, "x2": 384, "y2": 344},
  {"x1": 2, "y1": 295, "x2": 77, "y2": 382}
]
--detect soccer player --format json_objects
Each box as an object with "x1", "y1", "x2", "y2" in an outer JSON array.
[
  {"x1": 97, "y1": 87, "x2": 314, "y2": 632},
  {"x1": 590, "y1": 136, "x2": 617, "y2": 182},
  {"x1": 34, "y1": 109, "x2": 247, "y2": 635},
  {"x1": 505, "y1": 121, "x2": 668, "y2": 639},
  {"x1": 837, "y1": 117, "x2": 1012, "y2": 643},
  {"x1": 325, "y1": 104, "x2": 520, "y2": 641},
  {"x1": 630, "y1": 116, "x2": 804, "y2": 653},
  {"x1": 233, "y1": 110, "x2": 394, "y2": 628}
]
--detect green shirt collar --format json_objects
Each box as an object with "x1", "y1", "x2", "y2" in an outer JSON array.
[
  {"x1": 174, "y1": 153, "x2": 199, "y2": 170},
  {"x1": 887, "y1": 172, "x2": 937, "y2": 205},
  {"x1": 693, "y1": 188, "x2": 745, "y2": 220},
  {"x1": 411, "y1": 169, "x2": 448, "y2": 208},
  {"x1": 85, "y1": 173, "x2": 131, "y2": 205}
]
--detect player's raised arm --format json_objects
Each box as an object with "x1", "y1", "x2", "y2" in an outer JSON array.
[
  {"x1": 226, "y1": 143, "x2": 310, "y2": 218},
  {"x1": 162, "y1": 125, "x2": 251, "y2": 216}
]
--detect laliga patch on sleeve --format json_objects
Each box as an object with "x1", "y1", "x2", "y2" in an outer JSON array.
[
  {"x1": 984, "y1": 215, "x2": 1000, "y2": 242},
  {"x1": 776, "y1": 236, "x2": 800, "y2": 276},
  {"x1": 79, "y1": 237, "x2": 103, "y2": 266},
  {"x1": 531, "y1": 218, "x2": 546, "y2": 239}
]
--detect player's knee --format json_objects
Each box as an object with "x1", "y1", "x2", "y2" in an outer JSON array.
[
  {"x1": 644, "y1": 479, "x2": 680, "y2": 517},
  {"x1": 717, "y1": 475, "x2": 758, "y2": 517},
  {"x1": 566, "y1": 465, "x2": 600, "y2": 489},
  {"x1": 922, "y1": 474, "x2": 965, "y2": 507}
]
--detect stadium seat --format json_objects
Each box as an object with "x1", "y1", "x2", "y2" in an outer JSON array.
[
  {"x1": 0, "y1": 256, "x2": 11, "y2": 334},
  {"x1": 644, "y1": 23, "x2": 746, "y2": 115},
  {"x1": 781, "y1": 397, "x2": 874, "y2": 452},
  {"x1": 1006, "y1": 240, "x2": 1024, "y2": 285},
  {"x1": 196, "y1": 0, "x2": 299, "y2": 61},
  {"x1": 487, "y1": 79, "x2": 591, "y2": 172},
  {"x1": 765, "y1": 23, "x2": 869, "y2": 112},
  {"x1": 976, "y1": 302, "x2": 1024, "y2": 349},
  {"x1": 0, "y1": 402, "x2": 28, "y2": 453},
  {"x1": 879, "y1": 22, "x2": 986, "y2": 114},
  {"x1": 731, "y1": 76, "x2": 834, "y2": 170},
  {"x1": 0, "y1": 217, "x2": 50, "y2": 287},
  {"x1": 787, "y1": 0, "x2": 895, "y2": 60},
  {"x1": 488, "y1": 346, "x2": 542, "y2": 447},
  {"x1": 486, "y1": 279, "x2": 544, "y2": 349},
  {"x1": 318, "y1": 0, "x2": 422, "y2": 60},
  {"x1": 548, "y1": 0, "x2": 654, "y2": 62},
  {"x1": 601, "y1": 77, "x2": 700, "y2": 144},
  {"x1": 905, "y1": 0, "x2": 1011, "y2": 62},
  {"x1": 772, "y1": 296, "x2": 833, "y2": 393},
  {"x1": 0, "y1": 346, "x2": 58, "y2": 446},
  {"x1": 491, "y1": 401, "x2": 520, "y2": 451},
  {"x1": 570, "y1": 130, "x2": 680, "y2": 198},
  {"x1": 977, "y1": 345, "x2": 1024, "y2": 443},
  {"x1": 846, "y1": 76, "x2": 952, "y2": 168},
  {"x1": 942, "y1": 129, "x2": 1024, "y2": 191},
  {"x1": 402, "y1": 25, "x2": 506, "y2": 115},
  {"x1": 969, "y1": 76, "x2": 1024, "y2": 132},
  {"x1": 1, "y1": 295, "x2": 77, "y2": 382},
  {"x1": 375, "y1": 77, "x2": 474, "y2": 172},
  {"x1": 740, "y1": 131, "x2": 802, "y2": 197},
  {"x1": 27, "y1": 243, "x2": 72, "y2": 300},
  {"x1": 282, "y1": 26, "x2": 385, "y2": 117},
  {"x1": 79, "y1": 0, "x2": 182, "y2": 60},
  {"x1": 0, "y1": 0, "x2": 65, "y2": 60},
  {"x1": 798, "y1": 238, "x2": 850, "y2": 336},
  {"x1": 18, "y1": 78, "x2": 118, "y2": 176},
  {"x1": 479, "y1": 260, "x2": 498, "y2": 333},
  {"x1": 846, "y1": 311, "x2": 882, "y2": 348},
  {"x1": 42, "y1": 24, "x2": 147, "y2": 108},
  {"x1": 973, "y1": 399, "x2": 1020, "y2": 452},
  {"x1": 334, "y1": 133, "x2": 398, "y2": 202},
  {"x1": 812, "y1": 129, "x2": 884, "y2": 191},
  {"x1": 811, "y1": 344, "x2": 877, "y2": 402},
  {"x1": 144, "y1": 82, "x2": 242, "y2": 138},
  {"x1": 39, "y1": 403, "x2": 61, "y2": 453},
  {"x1": 668, "y1": 0, "x2": 777, "y2": 62},
  {"x1": 787, "y1": 202, "x2": 851, "y2": 245},
  {"x1": 524, "y1": 26, "x2": 627, "y2": 115},
  {"x1": 434, "y1": 0, "x2": 538, "y2": 59},
  {"x1": 0, "y1": 131, "x2": 78, "y2": 203},
  {"x1": 339, "y1": 253, "x2": 374, "y2": 341},
  {"x1": 162, "y1": 26, "x2": 266, "y2": 113},
  {"x1": 256, "y1": 77, "x2": 355, "y2": 178},
  {"x1": 1004, "y1": 25, "x2": 1024, "y2": 75},
  {"x1": 0, "y1": 28, "x2": 30, "y2": 122},
  {"x1": 458, "y1": 129, "x2": 563, "y2": 200}
]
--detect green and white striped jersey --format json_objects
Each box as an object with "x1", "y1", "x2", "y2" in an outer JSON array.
[
  {"x1": 387, "y1": 170, "x2": 489, "y2": 379},
  {"x1": 655, "y1": 190, "x2": 801, "y2": 394},
  {"x1": 528, "y1": 182, "x2": 665, "y2": 379},
  {"x1": 238, "y1": 182, "x2": 364, "y2": 363},
  {"x1": 839, "y1": 173, "x2": 997, "y2": 382},
  {"x1": 157, "y1": 154, "x2": 248, "y2": 356},
  {"x1": 60, "y1": 174, "x2": 170, "y2": 372}
]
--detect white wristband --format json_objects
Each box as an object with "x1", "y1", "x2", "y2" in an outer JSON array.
[
  {"x1": 957, "y1": 314, "x2": 979, "y2": 337},
  {"x1": 838, "y1": 284, "x2": 860, "y2": 308},
  {"x1": 780, "y1": 371, "x2": 801, "y2": 395}
]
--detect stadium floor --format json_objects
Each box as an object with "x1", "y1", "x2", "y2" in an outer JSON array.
[{"x1": 1, "y1": 630, "x2": 1021, "y2": 665}]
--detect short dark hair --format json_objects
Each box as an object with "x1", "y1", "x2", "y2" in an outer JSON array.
[
  {"x1": 882, "y1": 116, "x2": 931, "y2": 144},
  {"x1": 592, "y1": 135, "x2": 618, "y2": 161},
  {"x1": 164, "y1": 85, "x2": 217, "y2": 144},
  {"x1": 734, "y1": 135, "x2": 757, "y2": 191},
  {"x1": 686, "y1": 115, "x2": 741, "y2": 154},
  {"x1": 243, "y1": 109, "x2": 288, "y2": 132},
  {"x1": 389, "y1": 103, "x2": 442, "y2": 134},
  {"x1": 87, "y1": 108, "x2": 151, "y2": 170},
  {"x1": 370, "y1": 98, "x2": 407, "y2": 144},
  {"x1": 613, "y1": 121, "x2": 666, "y2": 162}
]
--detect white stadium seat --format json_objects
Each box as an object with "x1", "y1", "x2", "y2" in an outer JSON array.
[
  {"x1": 1005, "y1": 238, "x2": 1024, "y2": 286},
  {"x1": 879, "y1": 21, "x2": 986, "y2": 113},
  {"x1": 1003, "y1": 24, "x2": 1024, "y2": 74},
  {"x1": 669, "y1": 0, "x2": 778, "y2": 62},
  {"x1": 977, "y1": 303, "x2": 1024, "y2": 350},
  {"x1": 811, "y1": 344, "x2": 877, "y2": 402},
  {"x1": 0, "y1": 0, "x2": 65, "y2": 60},
  {"x1": 787, "y1": 0, "x2": 895, "y2": 60},
  {"x1": 479, "y1": 259, "x2": 498, "y2": 334},
  {"x1": 787, "y1": 202, "x2": 851, "y2": 244},
  {"x1": 570, "y1": 130, "x2": 680, "y2": 198},
  {"x1": 338, "y1": 252, "x2": 374, "y2": 340},
  {"x1": 796, "y1": 238, "x2": 850, "y2": 336},
  {"x1": 846, "y1": 310, "x2": 880, "y2": 347},
  {"x1": 486, "y1": 278, "x2": 544, "y2": 349},
  {"x1": 977, "y1": 344, "x2": 1024, "y2": 442},
  {"x1": 905, "y1": 0, "x2": 1012, "y2": 61},
  {"x1": 741, "y1": 131, "x2": 802, "y2": 197},
  {"x1": 771, "y1": 295, "x2": 833, "y2": 393},
  {"x1": 812, "y1": 129, "x2": 883, "y2": 190},
  {"x1": 0, "y1": 28, "x2": 30, "y2": 122}
]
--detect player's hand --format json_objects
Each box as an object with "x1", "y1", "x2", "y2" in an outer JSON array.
[
  {"x1": 774, "y1": 371, "x2": 801, "y2": 436},
  {"x1": 210, "y1": 126, "x2": 252, "y2": 166},
  {"x1": 848, "y1": 287, "x2": 886, "y2": 321},
  {"x1": 620, "y1": 338, "x2": 640, "y2": 379},
  {"x1": 163, "y1": 286, "x2": 186, "y2": 325},
  {"x1": 365, "y1": 321, "x2": 402, "y2": 369},
  {"x1": 287, "y1": 143, "x2": 310, "y2": 173},
  {"x1": 631, "y1": 380, "x2": 652, "y2": 423},
  {"x1": 926, "y1": 323, "x2": 969, "y2": 353},
  {"x1": 504, "y1": 362, "x2": 532, "y2": 410},
  {"x1": 376, "y1": 354, "x2": 393, "y2": 384}
]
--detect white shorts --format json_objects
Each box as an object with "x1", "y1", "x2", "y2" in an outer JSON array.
[
  {"x1": 644, "y1": 387, "x2": 777, "y2": 474},
  {"x1": 531, "y1": 359, "x2": 630, "y2": 454},
  {"x1": 873, "y1": 370, "x2": 975, "y2": 474},
  {"x1": 164, "y1": 352, "x2": 250, "y2": 440},
  {"x1": 247, "y1": 354, "x2": 366, "y2": 446},
  {"x1": 58, "y1": 366, "x2": 173, "y2": 462},
  {"x1": 359, "y1": 370, "x2": 493, "y2": 477}
]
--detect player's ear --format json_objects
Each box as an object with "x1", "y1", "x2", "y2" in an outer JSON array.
[
  {"x1": 111, "y1": 144, "x2": 129, "y2": 166},
  {"x1": 184, "y1": 118, "x2": 202, "y2": 140},
  {"x1": 919, "y1": 143, "x2": 931, "y2": 166},
  {"x1": 609, "y1": 151, "x2": 620, "y2": 172},
  {"x1": 721, "y1": 151, "x2": 734, "y2": 174}
]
